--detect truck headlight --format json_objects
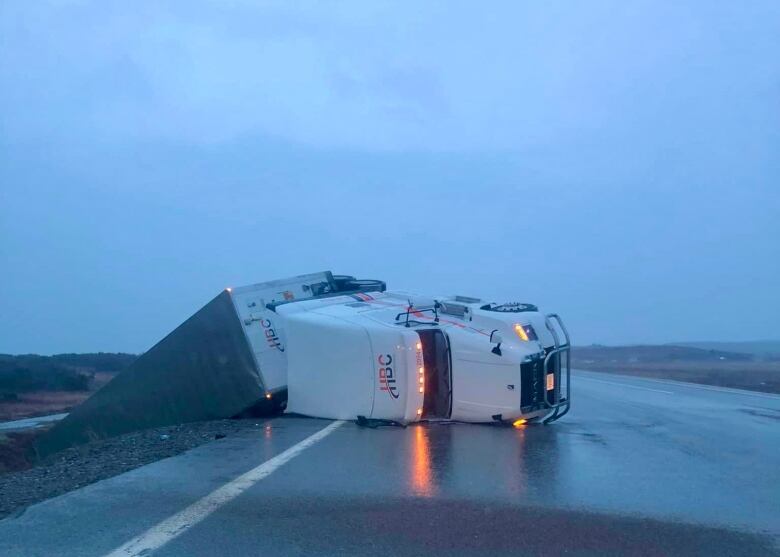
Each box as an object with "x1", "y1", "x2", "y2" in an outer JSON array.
[{"x1": 513, "y1": 324, "x2": 538, "y2": 341}]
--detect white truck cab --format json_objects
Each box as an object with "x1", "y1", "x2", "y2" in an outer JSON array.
[{"x1": 230, "y1": 272, "x2": 570, "y2": 425}]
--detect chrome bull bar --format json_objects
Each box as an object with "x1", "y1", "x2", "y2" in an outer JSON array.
[{"x1": 542, "y1": 313, "x2": 571, "y2": 424}]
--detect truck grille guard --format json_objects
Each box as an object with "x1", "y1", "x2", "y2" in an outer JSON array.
[{"x1": 542, "y1": 313, "x2": 571, "y2": 424}]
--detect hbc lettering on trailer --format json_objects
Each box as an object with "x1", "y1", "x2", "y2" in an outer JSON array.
[
  {"x1": 378, "y1": 354, "x2": 399, "y2": 399},
  {"x1": 260, "y1": 319, "x2": 284, "y2": 352}
]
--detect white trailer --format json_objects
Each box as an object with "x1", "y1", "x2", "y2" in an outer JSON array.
[{"x1": 230, "y1": 272, "x2": 571, "y2": 425}]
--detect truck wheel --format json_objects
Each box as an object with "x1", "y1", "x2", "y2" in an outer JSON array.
[
  {"x1": 332, "y1": 275, "x2": 356, "y2": 291},
  {"x1": 344, "y1": 279, "x2": 387, "y2": 293}
]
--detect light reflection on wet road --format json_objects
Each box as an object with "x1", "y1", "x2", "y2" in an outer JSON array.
[{"x1": 410, "y1": 422, "x2": 434, "y2": 497}]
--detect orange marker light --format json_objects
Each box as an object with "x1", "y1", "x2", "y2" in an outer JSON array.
[
  {"x1": 419, "y1": 376, "x2": 424, "y2": 384},
  {"x1": 514, "y1": 324, "x2": 529, "y2": 341},
  {"x1": 512, "y1": 418, "x2": 527, "y2": 428},
  {"x1": 419, "y1": 386, "x2": 424, "y2": 393},
  {"x1": 416, "y1": 342, "x2": 422, "y2": 350},
  {"x1": 418, "y1": 367, "x2": 424, "y2": 374},
  {"x1": 417, "y1": 408, "x2": 423, "y2": 416}
]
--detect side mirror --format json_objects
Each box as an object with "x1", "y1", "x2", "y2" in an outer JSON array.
[{"x1": 490, "y1": 330, "x2": 503, "y2": 356}]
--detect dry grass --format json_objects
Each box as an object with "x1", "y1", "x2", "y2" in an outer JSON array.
[
  {"x1": 0, "y1": 429, "x2": 45, "y2": 474},
  {"x1": 0, "y1": 392, "x2": 90, "y2": 422},
  {"x1": 0, "y1": 371, "x2": 117, "y2": 422}
]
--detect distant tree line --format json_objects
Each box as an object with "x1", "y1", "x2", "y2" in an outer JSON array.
[{"x1": 0, "y1": 353, "x2": 137, "y2": 395}]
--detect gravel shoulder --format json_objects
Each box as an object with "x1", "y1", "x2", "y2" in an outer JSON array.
[{"x1": 0, "y1": 418, "x2": 265, "y2": 520}]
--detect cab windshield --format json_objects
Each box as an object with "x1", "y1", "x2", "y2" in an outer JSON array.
[{"x1": 418, "y1": 329, "x2": 452, "y2": 419}]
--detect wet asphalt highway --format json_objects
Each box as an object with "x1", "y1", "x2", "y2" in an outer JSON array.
[{"x1": 0, "y1": 371, "x2": 778, "y2": 556}]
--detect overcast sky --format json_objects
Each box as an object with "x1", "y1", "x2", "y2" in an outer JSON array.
[{"x1": 1, "y1": 1, "x2": 778, "y2": 354}]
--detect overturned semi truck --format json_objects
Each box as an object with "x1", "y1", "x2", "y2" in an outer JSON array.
[{"x1": 37, "y1": 271, "x2": 571, "y2": 456}]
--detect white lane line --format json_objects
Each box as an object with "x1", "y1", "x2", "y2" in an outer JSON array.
[
  {"x1": 104, "y1": 420, "x2": 344, "y2": 557},
  {"x1": 576, "y1": 375, "x2": 673, "y2": 394}
]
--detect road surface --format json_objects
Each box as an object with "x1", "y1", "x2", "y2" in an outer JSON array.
[
  {"x1": 0, "y1": 371, "x2": 778, "y2": 556},
  {"x1": 0, "y1": 413, "x2": 68, "y2": 432}
]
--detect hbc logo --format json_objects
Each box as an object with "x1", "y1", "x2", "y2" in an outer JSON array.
[
  {"x1": 260, "y1": 319, "x2": 284, "y2": 352},
  {"x1": 378, "y1": 353, "x2": 399, "y2": 399}
]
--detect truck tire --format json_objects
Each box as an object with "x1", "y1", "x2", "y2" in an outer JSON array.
[
  {"x1": 332, "y1": 275, "x2": 357, "y2": 292},
  {"x1": 344, "y1": 278, "x2": 387, "y2": 293}
]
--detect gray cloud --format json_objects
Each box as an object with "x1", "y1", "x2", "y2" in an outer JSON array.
[{"x1": 1, "y1": 0, "x2": 778, "y2": 353}]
